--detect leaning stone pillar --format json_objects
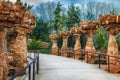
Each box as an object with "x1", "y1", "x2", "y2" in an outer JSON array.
[
  {"x1": 99, "y1": 14, "x2": 120, "y2": 73},
  {"x1": 61, "y1": 35, "x2": 69, "y2": 57},
  {"x1": 49, "y1": 34, "x2": 59, "y2": 55},
  {"x1": 0, "y1": 28, "x2": 8, "y2": 80},
  {"x1": 59, "y1": 31, "x2": 70, "y2": 57},
  {"x1": 107, "y1": 34, "x2": 119, "y2": 73},
  {"x1": 8, "y1": 31, "x2": 27, "y2": 73},
  {"x1": 85, "y1": 32, "x2": 96, "y2": 63},
  {"x1": 8, "y1": 12, "x2": 36, "y2": 73},
  {"x1": 80, "y1": 21, "x2": 98, "y2": 63},
  {"x1": 73, "y1": 34, "x2": 81, "y2": 59},
  {"x1": 0, "y1": 1, "x2": 15, "y2": 79},
  {"x1": 70, "y1": 27, "x2": 82, "y2": 59}
]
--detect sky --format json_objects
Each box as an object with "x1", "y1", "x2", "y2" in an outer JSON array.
[{"x1": 9, "y1": 0, "x2": 120, "y2": 6}]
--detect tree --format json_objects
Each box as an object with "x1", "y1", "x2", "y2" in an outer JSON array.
[
  {"x1": 54, "y1": 2, "x2": 62, "y2": 32},
  {"x1": 30, "y1": 18, "x2": 49, "y2": 41},
  {"x1": 66, "y1": 4, "x2": 81, "y2": 28},
  {"x1": 86, "y1": 1, "x2": 95, "y2": 20},
  {"x1": 65, "y1": 4, "x2": 81, "y2": 48},
  {"x1": 93, "y1": 28, "x2": 106, "y2": 50},
  {"x1": 31, "y1": 2, "x2": 56, "y2": 20},
  {"x1": 58, "y1": 12, "x2": 67, "y2": 31}
]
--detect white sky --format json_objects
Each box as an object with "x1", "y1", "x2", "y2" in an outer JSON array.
[
  {"x1": 8, "y1": 0, "x2": 120, "y2": 7},
  {"x1": 9, "y1": 0, "x2": 54, "y2": 5}
]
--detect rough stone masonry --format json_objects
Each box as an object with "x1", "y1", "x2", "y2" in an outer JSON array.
[{"x1": 0, "y1": 0, "x2": 36, "y2": 80}]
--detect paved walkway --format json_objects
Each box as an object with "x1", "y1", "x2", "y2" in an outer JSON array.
[{"x1": 36, "y1": 54, "x2": 120, "y2": 80}]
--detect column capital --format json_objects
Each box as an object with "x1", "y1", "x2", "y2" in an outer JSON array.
[{"x1": 79, "y1": 21, "x2": 99, "y2": 34}]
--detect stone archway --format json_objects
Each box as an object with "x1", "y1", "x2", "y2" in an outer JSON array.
[
  {"x1": 99, "y1": 14, "x2": 120, "y2": 73},
  {"x1": 59, "y1": 30, "x2": 70, "y2": 57},
  {"x1": 80, "y1": 21, "x2": 99, "y2": 63},
  {"x1": 0, "y1": 0, "x2": 36, "y2": 79}
]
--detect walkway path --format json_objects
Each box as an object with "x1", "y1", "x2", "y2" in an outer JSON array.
[{"x1": 36, "y1": 54, "x2": 120, "y2": 80}]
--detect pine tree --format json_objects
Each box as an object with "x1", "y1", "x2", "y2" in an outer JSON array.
[
  {"x1": 66, "y1": 4, "x2": 81, "y2": 28},
  {"x1": 54, "y1": 2, "x2": 62, "y2": 32},
  {"x1": 59, "y1": 12, "x2": 67, "y2": 30},
  {"x1": 66, "y1": 4, "x2": 81, "y2": 48}
]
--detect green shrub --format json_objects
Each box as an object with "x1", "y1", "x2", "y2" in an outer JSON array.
[
  {"x1": 39, "y1": 48, "x2": 50, "y2": 54},
  {"x1": 27, "y1": 39, "x2": 41, "y2": 50}
]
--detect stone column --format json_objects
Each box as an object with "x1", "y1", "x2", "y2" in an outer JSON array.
[
  {"x1": 49, "y1": 34, "x2": 59, "y2": 55},
  {"x1": 85, "y1": 32, "x2": 96, "y2": 63},
  {"x1": 74, "y1": 34, "x2": 81, "y2": 59},
  {"x1": 0, "y1": 28, "x2": 8, "y2": 80},
  {"x1": 8, "y1": 31, "x2": 27, "y2": 73},
  {"x1": 99, "y1": 15, "x2": 120, "y2": 73},
  {"x1": 61, "y1": 35, "x2": 69, "y2": 57},
  {"x1": 105, "y1": 34, "x2": 119, "y2": 73},
  {"x1": 79, "y1": 21, "x2": 98, "y2": 64},
  {"x1": 8, "y1": 11, "x2": 36, "y2": 73}
]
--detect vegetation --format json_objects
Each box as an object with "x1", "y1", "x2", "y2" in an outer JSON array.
[
  {"x1": 28, "y1": 1, "x2": 120, "y2": 53},
  {"x1": 27, "y1": 39, "x2": 41, "y2": 50},
  {"x1": 93, "y1": 28, "x2": 106, "y2": 50},
  {"x1": 30, "y1": 18, "x2": 49, "y2": 41},
  {"x1": 66, "y1": 4, "x2": 81, "y2": 28}
]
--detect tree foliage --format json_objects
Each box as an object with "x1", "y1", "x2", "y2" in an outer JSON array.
[
  {"x1": 66, "y1": 4, "x2": 81, "y2": 28},
  {"x1": 53, "y1": 2, "x2": 63, "y2": 32},
  {"x1": 30, "y1": 18, "x2": 49, "y2": 42},
  {"x1": 27, "y1": 39, "x2": 41, "y2": 50},
  {"x1": 29, "y1": 1, "x2": 120, "y2": 52},
  {"x1": 93, "y1": 28, "x2": 106, "y2": 50}
]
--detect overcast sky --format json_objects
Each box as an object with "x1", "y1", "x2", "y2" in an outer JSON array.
[
  {"x1": 9, "y1": 0, "x2": 54, "y2": 5},
  {"x1": 9, "y1": 0, "x2": 120, "y2": 7}
]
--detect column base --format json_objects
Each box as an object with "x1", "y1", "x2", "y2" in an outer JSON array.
[
  {"x1": 52, "y1": 49, "x2": 58, "y2": 55},
  {"x1": 74, "y1": 51, "x2": 81, "y2": 60},
  {"x1": 104, "y1": 64, "x2": 120, "y2": 73},
  {"x1": 85, "y1": 52, "x2": 96, "y2": 64},
  {"x1": 61, "y1": 49, "x2": 68, "y2": 57}
]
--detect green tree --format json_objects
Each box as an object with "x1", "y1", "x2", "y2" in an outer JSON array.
[
  {"x1": 54, "y1": 2, "x2": 62, "y2": 32},
  {"x1": 59, "y1": 12, "x2": 67, "y2": 31},
  {"x1": 65, "y1": 4, "x2": 81, "y2": 48},
  {"x1": 93, "y1": 28, "x2": 106, "y2": 50},
  {"x1": 66, "y1": 4, "x2": 81, "y2": 28},
  {"x1": 30, "y1": 18, "x2": 49, "y2": 41}
]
